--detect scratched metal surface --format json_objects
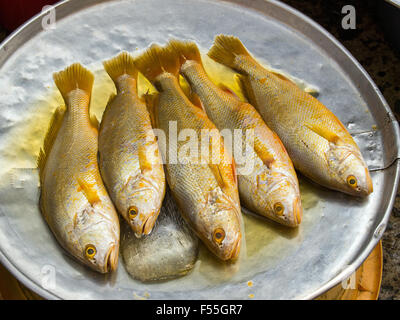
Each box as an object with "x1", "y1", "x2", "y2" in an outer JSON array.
[{"x1": 0, "y1": 0, "x2": 398, "y2": 300}]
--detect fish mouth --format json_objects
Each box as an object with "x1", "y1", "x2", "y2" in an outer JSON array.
[
  {"x1": 133, "y1": 210, "x2": 160, "y2": 238},
  {"x1": 364, "y1": 167, "x2": 373, "y2": 195},
  {"x1": 228, "y1": 236, "x2": 241, "y2": 261},
  {"x1": 291, "y1": 197, "x2": 302, "y2": 227},
  {"x1": 103, "y1": 244, "x2": 119, "y2": 273}
]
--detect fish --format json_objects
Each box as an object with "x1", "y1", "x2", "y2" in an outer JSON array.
[
  {"x1": 38, "y1": 63, "x2": 120, "y2": 273},
  {"x1": 208, "y1": 35, "x2": 373, "y2": 197},
  {"x1": 98, "y1": 52, "x2": 165, "y2": 237},
  {"x1": 134, "y1": 44, "x2": 242, "y2": 261},
  {"x1": 168, "y1": 40, "x2": 302, "y2": 227},
  {"x1": 121, "y1": 188, "x2": 199, "y2": 282}
]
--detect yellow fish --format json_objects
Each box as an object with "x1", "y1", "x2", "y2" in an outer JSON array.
[
  {"x1": 98, "y1": 52, "x2": 165, "y2": 237},
  {"x1": 134, "y1": 45, "x2": 242, "y2": 261},
  {"x1": 38, "y1": 63, "x2": 120, "y2": 273},
  {"x1": 169, "y1": 40, "x2": 302, "y2": 227},
  {"x1": 208, "y1": 35, "x2": 373, "y2": 197}
]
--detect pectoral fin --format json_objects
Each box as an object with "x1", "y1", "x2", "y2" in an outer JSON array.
[
  {"x1": 77, "y1": 178, "x2": 100, "y2": 206},
  {"x1": 305, "y1": 123, "x2": 341, "y2": 144},
  {"x1": 138, "y1": 143, "x2": 154, "y2": 173}
]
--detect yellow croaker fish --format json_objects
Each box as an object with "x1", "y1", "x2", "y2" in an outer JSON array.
[
  {"x1": 98, "y1": 52, "x2": 165, "y2": 237},
  {"x1": 134, "y1": 45, "x2": 242, "y2": 261},
  {"x1": 208, "y1": 35, "x2": 373, "y2": 197},
  {"x1": 169, "y1": 40, "x2": 302, "y2": 227},
  {"x1": 38, "y1": 64, "x2": 120, "y2": 273}
]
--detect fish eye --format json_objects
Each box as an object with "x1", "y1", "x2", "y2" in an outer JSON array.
[
  {"x1": 128, "y1": 206, "x2": 138, "y2": 219},
  {"x1": 274, "y1": 202, "x2": 284, "y2": 216},
  {"x1": 347, "y1": 175, "x2": 358, "y2": 189},
  {"x1": 85, "y1": 245, "x2": 96, "y2": 259},
  {"x1": 213, "y1": 228, "x2": 225, "y2": 244}
]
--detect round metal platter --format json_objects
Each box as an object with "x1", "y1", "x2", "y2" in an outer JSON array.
[{"x1": 0, "y1": 0, "x2": 399, "y2": 300}]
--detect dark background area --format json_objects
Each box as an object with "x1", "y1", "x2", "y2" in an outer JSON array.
[{"x1": 0, "y1": 0, "x2": 399, "y2": 299}]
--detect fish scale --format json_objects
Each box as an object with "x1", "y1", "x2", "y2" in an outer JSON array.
[
  {"x1": 208, "y1": 35, "x2": 373, "y2": 197},
  {"x1": 98, "y1": 52, "x2": 165, "y2": 238},
  {"x1": 38, "y1": 63, "x2": 120, "y2": 274},
  {"x1": 169, "y1": 40, "x2": 302, "y2": 226},
  {"x1": 135, "y1": 45, "x2": 243, "y2": 261}
]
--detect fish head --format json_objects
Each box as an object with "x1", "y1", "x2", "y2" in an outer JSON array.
[
  {"x1": 200, "y1": 189, "x2": 242, "y2": 261},
  {"x1": 328, "y1": 144, "x2": 373, "y2": 197},
  {"x1": 73, "y1": 206, "x2": 120, "y2": 273},
  {"x1": 124, "y1": 178, "x2": 163, "y2": 237},
  {"x1": 265, "y1": 173, "x2": 302, "y2": 227}
]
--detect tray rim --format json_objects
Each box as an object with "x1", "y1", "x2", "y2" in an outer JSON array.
[{"x1": 0, "y1": 0, "x2": 398, "y2": 300}]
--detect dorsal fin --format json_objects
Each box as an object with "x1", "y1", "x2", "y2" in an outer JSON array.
[
  {"x1": 179, "y1": 74, "x2": 191, "y2": 98},
  {"x1": 270, "y1": 71, "x2": 297, "y2": 86},
  {"x1": 98, "y1": 93, "x2": 117, "y2": 134},
  {"x1": 90, "y1": 114, "x2": 99, "y2": 129},
  {"x1": 235, "y1": 74, "x2": 255, "y2": 105},
  {"x1": 106, "y1": 93, "x2": 117, "y2": 106},
  {"x1": 143, "y1": 92, "x2": 159, "y2": 129},
  {"x1": 37, "y1": 105, "x2": 66, "y2": 184}
]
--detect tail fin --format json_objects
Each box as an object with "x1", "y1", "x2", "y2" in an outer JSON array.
[
  {"x1": 53, "y1": 63, "x2": 94, "y2": 101},
  {"x1": 103, "y1": 51, "x2": 138, "y2": 83},
  {"x1": 208, "y1": 35, "x2": 251, "y2": 70},
  {"x1": 167, "y1": 39, "x2": 203, "y2": 67},
  {"x1": 134, "y1": 44, "x2": 180, "y2": 82}
]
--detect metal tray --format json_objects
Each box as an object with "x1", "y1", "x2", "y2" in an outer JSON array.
[{"x1": 0, "y1": 0, "x2": 399, "y2": 300}]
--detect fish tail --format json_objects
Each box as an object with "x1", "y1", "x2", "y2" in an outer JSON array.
[
  {"x1": 208, "y1": 34, "x2": 252, "y2": 71},
  {"x1": 53, "y1": 63, "x2": 94, "y2": 101},
  {"x1": 134, "y1": 44, "x2": 180, "y2": 81},
  {"x1": 103, "y1": 51, "x2": 138, "y2": 83},
  {"x1": 167, "y1": 39, "x2": 203, "y2": 67}
]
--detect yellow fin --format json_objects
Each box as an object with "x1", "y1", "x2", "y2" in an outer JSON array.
[
  {"x1": 188, "y1": 92, "x2": 206, "y2": 112},
  {"x1": 37, "y1": 105, "x2": 66, "y2": 184},
  {"x1": 179, "y1": 74, "x2": 191, "y2": 98},
  {"x1": 305, "y1": 123, "x2": 341, "y2": 144},
  {"x1": 90, "y1": 114, "x2": 99, "y2": 129},
  {"x1": 256, "y1": 148, "x2": 275, "y2": 169},
  {"x1": 77, "y1": 178, "x2": 100, "y2": 206},
  {"x1": 235, "y1": 74, "x2": 254, "y2": 104},
  {"x1": 106, "y1": 93, "x2": 117, "y2": 106},
  {"x1": 134, "y1": 44, "x2": 180, "y2": 82},
  {"x1": 99, "y1": 93, "x2": 117, "y2": 133},
  {"x1": 143, "y1": 92, "x2": 159, "y2": 129},
  {"x1": 53, "y1": 63, "x2": 94, "y2": 101},
  {"x1": 209, "y1": 163, "x2": 225, "y2": 190},
  {"x1": 138, "y1": 144, "x2": 153, "y2": 173},
  {"x1": 103, "y1": 51, "x2": 138, "y2": 83},
  {"x1": 270, "y1": 71, "x2": 297, "y2": 86},
  {"x1": 167, "y1": 39, "x2": 202, "y2": 66},
  {"x1": 218, "y1": 83, "x2": 240, "y2": 100},
  {"x1": 208, "y1": 34, "x2": 251, "y2": 70}
]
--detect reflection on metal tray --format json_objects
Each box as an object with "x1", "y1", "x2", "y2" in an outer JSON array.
[{"x1": 0, "y1": 0, "x2": 398, "y2": 300}]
